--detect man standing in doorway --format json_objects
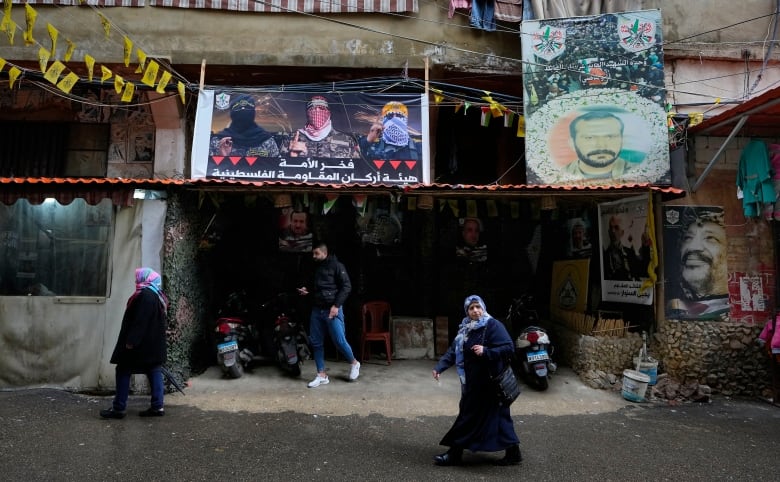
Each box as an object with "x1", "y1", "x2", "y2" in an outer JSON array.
[{"x1": 298, "y1": 242, "x2": 360, "y2": 387}]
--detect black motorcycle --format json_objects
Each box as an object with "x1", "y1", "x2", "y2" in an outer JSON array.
[
  {"x1": 213, "y1": 291, "x2": 254, "y2": 379},
  {"x1": 256, "y1": 292, "x2": 312, "y2": 377},
  {"x1": 506, "y1": 294, "x2": 557, "y2": 390}
]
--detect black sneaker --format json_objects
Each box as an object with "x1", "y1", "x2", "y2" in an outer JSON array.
[
  {"x1": 139, "y1": 407, "x2": 165, "y2": 417},
  {"x1": 99, "y1": 408, "x2": 126, "y2": 419}
]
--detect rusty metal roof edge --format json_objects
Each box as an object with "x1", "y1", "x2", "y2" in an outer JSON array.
[
  {"x1": 0, "y1": 177, "x2": 686, "y2": 199},
  {"x1": 688, "y1": 86, "x2": 780, "y2": 135}
]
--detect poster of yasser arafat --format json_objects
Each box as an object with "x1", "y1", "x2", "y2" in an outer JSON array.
[
  {"x1": 191, "y1": 90, "x2": 429, "y2": 186},
  {"x1": 521, "y1": 9, "x2": 670, "y2": 186}
]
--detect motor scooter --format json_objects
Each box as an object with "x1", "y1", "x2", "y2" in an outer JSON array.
[
  {"x1": 213, "y1": 291, "x2": 254, "y2": 379},
  {"x1": 506, "y1": 294, "x2": 557, "y2": 390},
  {"x1": 258, "y1": 292, "x2": 312, "y2": 377}
]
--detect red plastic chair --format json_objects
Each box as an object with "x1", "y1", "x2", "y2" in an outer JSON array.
[{"x1": 361, "y1": 301, "x2": 392, "y2": 365}]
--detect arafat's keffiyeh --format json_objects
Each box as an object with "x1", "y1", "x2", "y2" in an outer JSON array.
[
  {"x1": 129, "y1": 267, "x2": 168, "y2": 311},
  {"x1": 453, "y1": 294, "x2": 491, "y2": 384}
]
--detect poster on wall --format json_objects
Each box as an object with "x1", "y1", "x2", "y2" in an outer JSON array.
[
  {"x1": 521, "y1": 9, "x2": 670, "y2": 186},
  {"x1": 191, "y1": 91, "x2": 429, "y2": 185},
  {"x1": 550, "y1": 258, "x2": 590, "y2": 313},
  {"x1": 729, "y1": 270, "x2": 773, "y2": 325},
  {"x1": 662, "y1": 205, "x2": 729, "y2": 320},
  {"x1": 598, "y1": 194, "x2": 654, "y2": 305}
]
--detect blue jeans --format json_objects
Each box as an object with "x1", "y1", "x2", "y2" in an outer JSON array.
[
  {"x1": 471, "y1": 0, "x2": 496, "y2": 31},
  {"x1": 112, "y1": 365, "x2": 165, "y2": 411},
  {"x1": 309, "y1": 306, "x2": 356, "y2": 373}
]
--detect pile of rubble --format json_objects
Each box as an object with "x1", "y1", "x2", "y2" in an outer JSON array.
[{"x1": 579, "y1": 370, "x2": 712, "y2": 403}]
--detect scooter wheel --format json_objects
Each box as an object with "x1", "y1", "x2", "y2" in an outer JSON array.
[
  {"x1": 535, "y1": 376, "x2": 549, "y2": 391},
  {"x1": 288, "y1": 363, "x2": 301, "y2": 377},
  {"x1": 227, "y1": 363, "x2": 244, "y2": 379}
]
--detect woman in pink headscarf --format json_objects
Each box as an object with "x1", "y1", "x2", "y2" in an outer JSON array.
[{"x1": 100, "y1": 267, "x2": 168, "y2": 419}]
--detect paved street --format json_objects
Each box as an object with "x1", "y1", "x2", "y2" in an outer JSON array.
[{"x1": 1, "y1": 361, "x2": 778, "y2": 481}]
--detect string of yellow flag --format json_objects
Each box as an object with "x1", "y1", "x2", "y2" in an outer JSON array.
[{"x1": 0, "y1": 2, "x2": 187, "y2": 104}]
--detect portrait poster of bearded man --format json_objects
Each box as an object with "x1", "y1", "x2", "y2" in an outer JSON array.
[{"x1": 662, "y1": 205, "x2": 730, "y2": 321}]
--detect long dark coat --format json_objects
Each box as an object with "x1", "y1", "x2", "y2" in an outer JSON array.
[
  {"x1": 434, "y1": 318, "x2": 520, "y2": 452},
  {"x1": 110, "y1": 288, "x2": 167, "y2": 370}
]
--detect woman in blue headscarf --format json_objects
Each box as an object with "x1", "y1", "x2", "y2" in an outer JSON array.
[
  {"x1": 100, "y1": 268, "x2": 169, "y2": 419},
  {"x1": 432, "y1": 294, "x2": 521, "y2": 466}
]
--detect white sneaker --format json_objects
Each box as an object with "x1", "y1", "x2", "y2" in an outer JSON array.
[
  {"x1": 349, "y1": 361, "x2": 361, "y2": 381},
  {"x1": 307, "y1": 375, "x2": 329, "y2": 388}
]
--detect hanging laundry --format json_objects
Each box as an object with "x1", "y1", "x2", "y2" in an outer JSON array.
[
  {"x1": 736, "y1": 139, "x2": 775, "y2": 218},
  {"x1": 448, "y1": 0, "x2": 471, "y2": 19},
  {"x1": 493, "y1": 0, "x2": 522, "y2": 23},
  {"x1": 471, "y1": 0, "x2": 496, "y2": 31},
  {"x1": 769, "y1": 143, "x2": 780, "y2": 220}
]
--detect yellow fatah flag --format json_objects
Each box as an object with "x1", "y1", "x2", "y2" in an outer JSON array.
[
  {"x1": 0, "y1": 14, "x2": 9, "y2": 33},
  {"x1": 516, "y1": 115, "x2": 526, "y2": 138},
  {"x1": 3, "y1": 0, "x2": 12, "y2": 22},
  {"x1": 98, "y1": 12, "x2": 111, "y2": 39},
  {"x1": 47, "y1": 24, "x2": 58, "y2": 58},
  {"x1": 135, "y1": 49, "x2": 146, "y2": 74},
  {"x1": 38, "y1": 47, "x2": 50, "y2": 74},
  {"x1": 23, "y1": 4, "x2": 37, "y2": 46},
  {"x1": 454, "y1": 101, "x2": 463, "y2": 113},
  {"x1": 639, "y1": 195, "x2": 658, "y2": 295},
  {"x1": 177, "y1": 81, "x2": 185, "y2": 104},
  {"x1": 43, "y1": 60, "x2": 66, "y2": 84},
  {"x1": 57, "y1": 72, "x2": 79, "y2": 94},
  {"x1": 5, "y1": 19, "x2": 16, "y2": 45},
  {"x1": 8, "y1": 66, "x2": 21, "y2": 89},
  {"x1": 101, "y1": 65, "x2": 113, "y2": 83},
  {"x1": 121, "y1": 81, "x2": 135, "y2": 102},
  {"x1": 141, "y1": 59, "x2": 159, "y2": 87},
  {"x1": 84, "y1": 54, "x2": 95, "y2": 81},
  {"x1": 123, "y1": 36, "x2": 132, "y2": 67},
  {"x1": 431, "y1": 88, "x2": 443, "y2": 105},
  {"x1": 447, "y1": 199, "x2": 459, "y2": 217},
  {"x1": 466, "y1": 199, "x2": 477, "y2": 218},
  {"x1": 156, "y1": 70, "x2": 172, "y2": 94},
  {"x1": 114, "y1": 74, "x2": 125, "y2": 94},
  {"x1": 0, "y1": 58, "x2": 6, "y2": 72},
  {"x1": 64, "y1": 39, "x2": 75, "y2": 62}
]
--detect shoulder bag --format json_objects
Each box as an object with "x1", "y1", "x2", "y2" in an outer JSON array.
[{"x1": 482, "y1": 321, "x2": 521, "y2": 406}]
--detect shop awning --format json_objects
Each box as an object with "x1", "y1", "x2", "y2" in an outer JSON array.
[{"x1": 1, "y1": 176, "x2": 685, "y2": 206}]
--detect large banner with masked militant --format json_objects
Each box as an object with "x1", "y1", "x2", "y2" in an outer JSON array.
[
  {"x1": 191, "y1": 90, "x2": 429, "y2": 185},
  {"x1": 521, "y1": 9, "x2": 670, "y2": 186}
]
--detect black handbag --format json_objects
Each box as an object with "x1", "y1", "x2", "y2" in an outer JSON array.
[
  {"x1": 482, "y1": 321, "x2": 521, "y2": 406},
  {"x1": 493, "y1": 361, "x2": 521, "y2": 406}
]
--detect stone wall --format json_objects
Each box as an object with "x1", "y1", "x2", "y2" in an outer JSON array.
[
  {"x1": 550, "y1": 320, "x2": 774, "y2": 397},
  {"x1": 550, "y1": 322, "x2": 643, "y2": 389},
  {"x1": 655, "y1": 320, "x2": 770, "y2": 397}
]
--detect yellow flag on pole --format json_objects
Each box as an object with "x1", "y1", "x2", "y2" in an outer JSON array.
[
  {"x1": 5, "y1": 19, "x2": 16, "y2": 45},
  {"x1": 57, "y1": 72, "x2": 79, "y2": 94},
  {"x1": 101, "y1": 65, "x2": 112, "y2": 83},
  {"x1": 121, "y1": 81, "x2": 135, "y2": 102},
  {"x1": 47, "y1": 23, "x2": 58, "y2": 58},
  {"x1": 43, "y1": 60, "x2": 65, "y2": 84},
  {"x1": 98, "y1": 12, "x2": 111, "y2": 39},
  {"x1": 114, "y1": 74, "x2": 125, "y2": 94},
  {"x1": 135, "y1": 49, "x2": 146, "y2": 74},
  {"x1": 85, "y1": 54, "x2": 95, "y2": 81},
  {"x1": 156, "y1": 70, "x2": 172, "y2": 94},
  {"x1": 64, "y1": 39, "x2": 75, "y2": 62},
  {"x1": 8, "y1": 66, "x2": 21, "y2": 89},
  {"x1": 141, "y1": 60, "x2": 159, "y2": 87},
  {"x1": 0, "y1": 58, "x2": 6, "y2": 72},
  {"x1": 123, "y1": 36, "x2": 132, "y2": 67},
  {"x1": 23, "y1": 4, "x2": 37, "y2": 46},
  {"x1": 178, "y1": 81, "x2": 186, "y2": 104},
  {"x1": 38, "y1": 47, "x2": 50, "y2": 73},
  {"x1": 3, "y1": 0, "x2": 11, "y2": 22}
]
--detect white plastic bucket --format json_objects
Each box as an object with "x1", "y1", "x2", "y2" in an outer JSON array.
[
  {"x1": 622, "y1": 369, "x2": 650, "y2": 402},
  {"x1": 634, "y1": 357, "x2": 659, "y2": 386}
]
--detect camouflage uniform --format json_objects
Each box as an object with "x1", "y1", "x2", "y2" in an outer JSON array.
[{"x1": 283, "y1": 130, "x2": 360, "y2": 159}]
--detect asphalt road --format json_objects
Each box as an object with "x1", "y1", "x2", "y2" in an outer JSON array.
[{"x1": 1, "y1": 362, "x2": 779, "y2": 481}]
